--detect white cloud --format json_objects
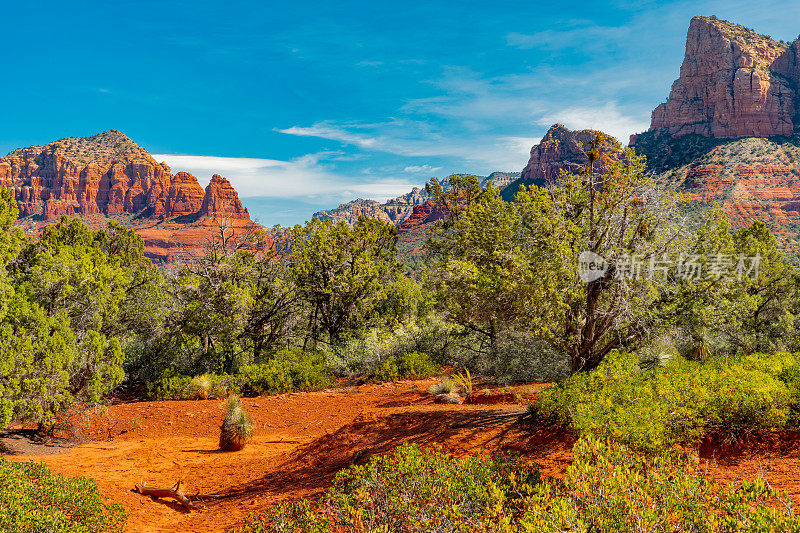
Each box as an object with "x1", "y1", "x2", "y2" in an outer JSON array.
[
  {"x1": 403, "y1": 164, "x2": 442, "y2": 173},
  {"x1": 277, "y1": 123, "x2": 379, "y2": 148},
  {"x1": 278, "y1": 120, "x2": 536, "y2": 172},
  {"x1": 152, "y1": 153, "x2": 415, "y2": 203},
  {"x1": 535, "y1": 102, "x2": 650, "y2": 144}
]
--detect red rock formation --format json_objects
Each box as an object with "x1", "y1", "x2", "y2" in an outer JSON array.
[
  {"x1": 1, "y1": 130, "x2": 257, "y2": 262},
  {"x1": 199, "y1": 174, "x2": 250, "y2": 219},
  {"x1": 637, "y1": 16, "x2": 799, "y2": 142},
  {"x1": 165, "y1": 172, "x2": 205, "y2": 217},
  {"x1": 521, "y1": 124, "x2": 622, "y2": 186},
  {"x1": 396, "y1": 201, "x2": 448, "y2": 234}
]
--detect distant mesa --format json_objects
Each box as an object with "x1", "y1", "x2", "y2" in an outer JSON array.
[{"x1": 0, "y1": 130, "x2": 257, "y2": 263}]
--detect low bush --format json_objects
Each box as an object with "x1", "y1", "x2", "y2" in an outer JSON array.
[
  {"x1": 489, "y1": 331, "x2": 570, "y2": 384},
  {"x1": 0, "y1": 458, "x2": 127, "y2": 533},
  {"x1": 144, "y1": 370, "x2": 193, "y2": 400},
  {"x1": 233, "y1": 438, "x2": 800, "y2": 532},
  {"x1": 531, "y1": 351, "x2": 795, "y2": 453},
  {"x1": 234, "y1": 442, "x2": 537, "y2": 532},
  {"x1": 322, "y1": 316, "x2": 457, "y2": 377},
  {"x1": 145, "y1": 371, "x2": 239, "y2": 400},
  {"x1": 144, "y1": 349, "x2": 334, "y2": 400},
  {"x1": 371, "y1": 351, "x2": 439, "y2": 382},
  {"x1": 238, "y1": 348, "x2": 334, "y2": 396},
  {"x1": 520, "y1": 437, "x2": 800, "y2": 532}
]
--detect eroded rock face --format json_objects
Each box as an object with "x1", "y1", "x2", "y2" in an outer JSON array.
[
  {"x1": 200, "y1": 174, "x2": 249, "y2": 219},
  {"x1": 521, "y1": 124, "x2": 621, "y2": 186},
  {"x1": 497, "y1": 124, "x2": 623, "y2": 202},
  {"x1": 655, "y1": 136, "x2": 800, "y2": 254},
  {"x1": 313, "y1": 199, "x2": 393, "y2": 227},
  {"x1": 396, "y1": 201, "x2": 449, "y2": 234},
  {"x1": 637, "y1": 16, "x2": 800, "y2": 142},
  {"x1": 1, "y1": 130, "x2": 256, "y2": 262}
]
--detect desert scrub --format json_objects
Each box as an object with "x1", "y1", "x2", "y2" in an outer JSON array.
[
  {"x1": 219, "y1": 396, "x2": 254, "y2": 451},
  {"x1": 144, "y1": 349, "x2": 332, "y2": 400},
  {"x1": 532, "y1": 351, "x2": 794, "y2": 453},
  {"x1": 234, "y1": 438, "x2": 800, "y2": 532},
  {"x1": 234, "y1": 443, "x2": 537, "y2": 532},
  {"x1": 145, "y1": 371, "x2": 239, "y2": 400},
  {"x1": 519, "y1": 437, "x2": 800, "y2": 532},
  {"x1": 238, "y1": 348, "x2": 333, "y2": 396},
  {"x1": 371, "y1": 351, "x2": 439, "y2": 382},
  {"x1": 0, "y1": 458, "x2": 127, "y2": 533}
]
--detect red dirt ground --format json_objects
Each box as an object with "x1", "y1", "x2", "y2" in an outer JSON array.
[{"x1": 4, "y1": 380, "x2": 800, "y2": 533}]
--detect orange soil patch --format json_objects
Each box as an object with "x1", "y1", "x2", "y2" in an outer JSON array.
[{"x1": 4, "y1": 381, "x2": 800, "y2": 532}]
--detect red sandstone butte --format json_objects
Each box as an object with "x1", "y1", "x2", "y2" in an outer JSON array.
[{"x1": 0, "y1": 130, "x2": 258, "y2": 262}]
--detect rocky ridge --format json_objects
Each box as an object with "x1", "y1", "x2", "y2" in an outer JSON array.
[
  {"x1": 0, "y1": 130, "x2": 255, "y2": 262},
  {"x1": 313, "y1": 173, "x2": 520, "y2": 229},
  {"x1": 634, "y1": 16, "x2": 800, "y2": 142}
]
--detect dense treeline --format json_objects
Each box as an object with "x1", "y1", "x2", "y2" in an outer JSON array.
[{"x1": 2, "y1": 137, "x2": 800, "y2": 430}]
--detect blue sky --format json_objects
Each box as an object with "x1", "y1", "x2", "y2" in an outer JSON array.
[{"x1": 3, "y1": 1, "x2": 800, "y2": 226}]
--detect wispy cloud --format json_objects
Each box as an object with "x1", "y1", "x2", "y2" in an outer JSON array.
[
  {"x1": 403, "y1": 164, "x2": 442, "y2": 173},
  {"x1": 152, "y1": 153, "x2": 415, "y2": 202},
  {"x1": 278, "y1": 120, "x2": 537, "y2": 172}
]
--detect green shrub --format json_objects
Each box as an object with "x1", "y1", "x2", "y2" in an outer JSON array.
[
  {"x1": 0, "y1": 458, "x2": 127, "y2": 533},
  {"x1": 519, "y1": 437, "x2": 800, "y2": 532},
  {"x1": 321, "y1": 317, "x2": 457, "y2": 377},
  {"x1": 234, "y1": 443, "x2": 536, "y2": 532},
  {"x1": 144, "y1": 370, "x2": 192, "y2": 400},
  {"x1": 371, "y1": 351, "x2": 439, "y2": 382},
  {"x1": 488, "y1": 330, "x2": 570, "y2": 384},
  {"x1": 145, "y1": 370, "x2": 240, "y2": 400},
  {"x1": 532, "y1": 351, "x2": 794, "y2": 453},
  {"x1": 238, "y1": 348, "x2": 333, "y2": 396},
  {"x1": 219, "y1": 396, "x2": 254, "y2": 451},
  {"x1": 233, "y1": 438, "x2": 800, "y2": 532}
]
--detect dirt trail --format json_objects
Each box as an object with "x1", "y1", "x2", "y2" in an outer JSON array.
[{"x1": 4, "y1": 380, "x2": 800, "y2": 532}]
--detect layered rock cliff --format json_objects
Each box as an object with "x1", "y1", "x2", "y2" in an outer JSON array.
[
  {"x1": 0, "y1": 130, "x2": 256, "y2": 262},
  {"x1": 499, "y1": 124, "x2": 621, "y2": 202},
  {"x1": 635, "y1": 16, "x2": 800, "y2": 142},
  {"x1": 629, "y1": 17, "x2": 800, "y2": 254}
]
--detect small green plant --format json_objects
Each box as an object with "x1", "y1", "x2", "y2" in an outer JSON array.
[
  {"x1": 187, "y1": 374, "x2": 213, "y2": 399},
  {"x1": 426, "y1": 378, "x2": 457, "y2": 395},
  {"x1": 219, "y1": 396, "x2": 254, "y2": 451},
  {"x1": 0, "y1": 458, "x2": 127, "y2": 532},
  {"x1": 452, "y1": 368, "x2": 473, "y2": 398}
]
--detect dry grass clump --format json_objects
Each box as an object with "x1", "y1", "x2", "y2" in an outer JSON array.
[
  {"x1": 219, "y1": 396, "x2": 254, "y2": 451},
  {"x1": 426, "y1": 379, "x2": 457, "y2": 395}
]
